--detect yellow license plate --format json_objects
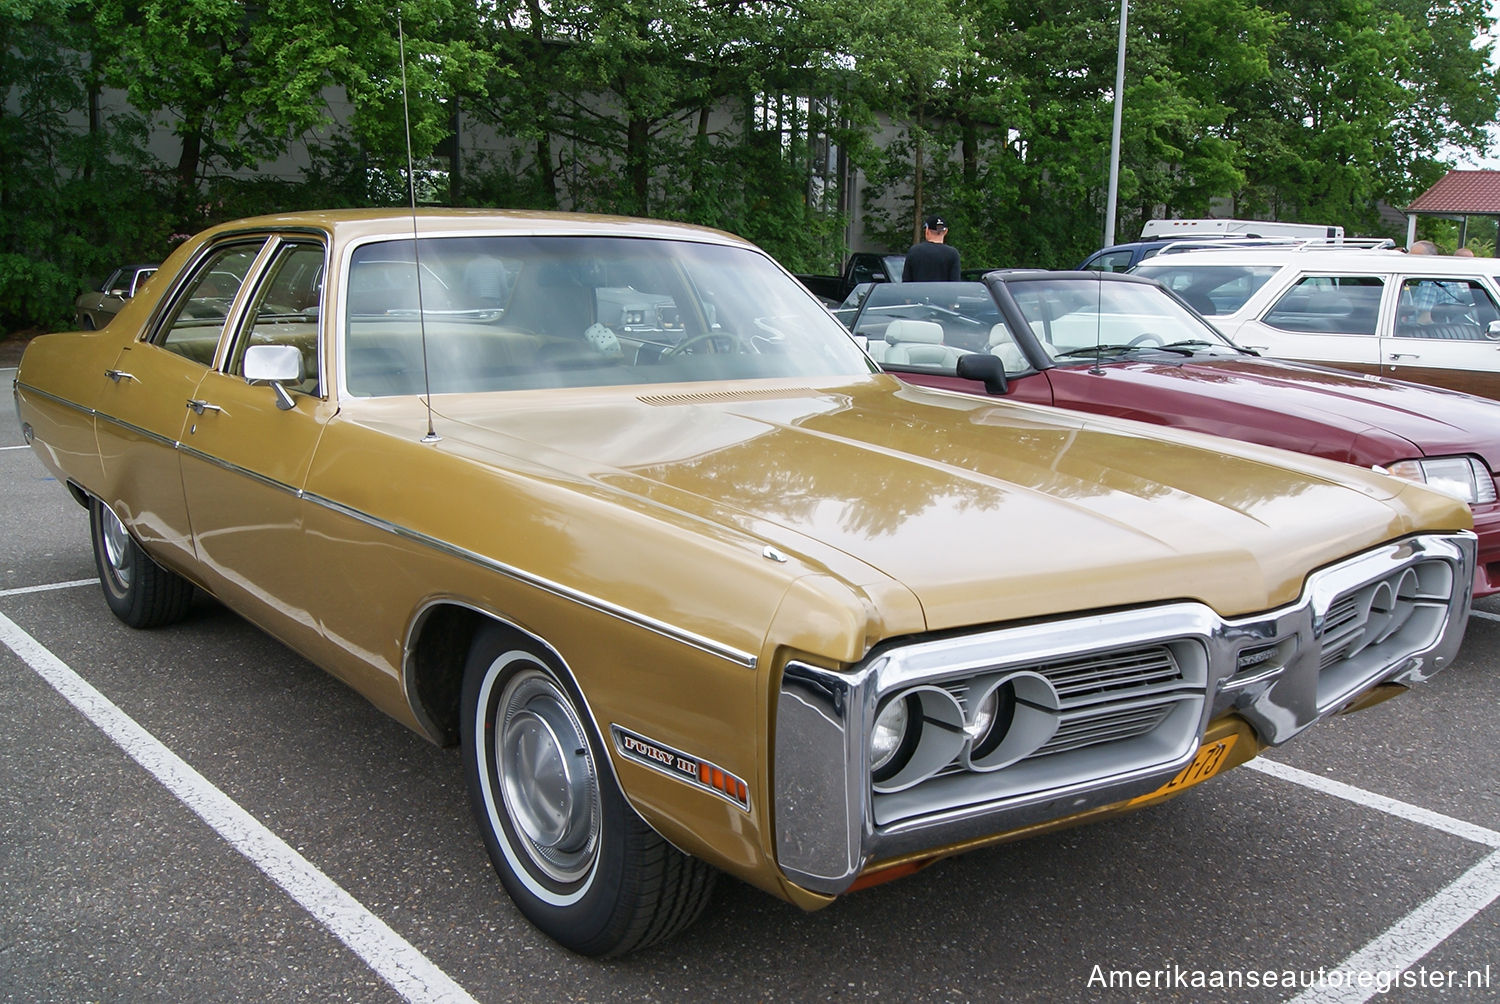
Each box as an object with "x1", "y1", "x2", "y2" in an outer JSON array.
[{"x1": 1127, "y1": 734, "x2": 1240, "y2": 807}]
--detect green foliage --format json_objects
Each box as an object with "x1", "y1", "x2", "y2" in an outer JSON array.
[
  {"x1": 0, "y1": 253, "x2": 76, "y2": 331},
  {"x1": 0, "y1": 0, "x2": 1497, "y2": 335}
]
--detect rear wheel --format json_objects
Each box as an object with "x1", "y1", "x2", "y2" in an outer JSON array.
[
  {"x1": 460, "y1": 625, "x2": 715, "y2": 956},
  {"x1": 89, "y1": 498, "x2": 194, "y2": 628}
]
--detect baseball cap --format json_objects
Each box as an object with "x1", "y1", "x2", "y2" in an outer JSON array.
[{"x1": 924, "y1": 214, "x2": 948, "y2": 231}]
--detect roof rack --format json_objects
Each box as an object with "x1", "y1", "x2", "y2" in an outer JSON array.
[{"x1": 1155, "y1": 236, "x2": 1396, "y2": 255}]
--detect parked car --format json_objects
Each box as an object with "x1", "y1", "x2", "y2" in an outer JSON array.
[
  {"x1": 1077, "y1": 236, "x2": 1301, "y2": 272},
  {"x1": 795, "y1": 251, "x2": 904, "y2": 303},
  {"x1": 16, "y1": 211, "x2": 1476, "y2": 957},
  {"x1": 1132, "y1": 245, "x2": 1500, "y2": 400},
  {"x1": 74, "y1": 263, "x2": 158, "y2": 329},
  {"x1": 848, "y1": 272, "x2": 1500, "y2": 596}
]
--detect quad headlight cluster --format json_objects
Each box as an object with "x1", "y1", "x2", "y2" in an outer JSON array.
[
  {"x1": 1380, "y1": 456, "x2": 1497, "y2": 505},
  {"x1": 870, "y1": 672, "x2": 1063, "y2": 793}
]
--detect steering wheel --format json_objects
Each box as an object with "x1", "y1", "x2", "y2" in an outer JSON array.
[
  {"x1": 663, "y1": 331, "x2": 749, "y2": 356},
  {"x1": 1127, "y1": 332, "x2": 1164, "y2": 346}
]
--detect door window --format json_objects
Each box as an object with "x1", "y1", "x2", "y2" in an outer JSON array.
[
  {"x1": 1393, "y1": 278, "x2": 1500, "y2": 340},
  {"x1": 227, "y1": 242, "x2": 326, "y2": 396},
  {"x1": 1262, "y1": 275, "x2": 1383, "y2": 335},
  {"x1": 154, "y1": 242, "x2": 266, "y2": 365}
]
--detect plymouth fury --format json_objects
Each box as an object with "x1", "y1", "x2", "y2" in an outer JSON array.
[{"x1": 14, "y1": 210, "x2": 1476, "y2": 956}]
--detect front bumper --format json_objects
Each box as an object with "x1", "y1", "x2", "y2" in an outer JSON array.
[{"x1": 773, "y1": 532, "x2": 1474, "y2": 895}]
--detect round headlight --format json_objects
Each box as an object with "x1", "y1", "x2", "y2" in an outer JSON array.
[
  {"x1": 870, "y1": 696, "x2": 912, "y2": 778},
  {"x1": 968, "y1": 684, "x2": 1015, "y2": 760},
  {"x1": 968, "y1": 689, "x2": 998, "y2": 741}
]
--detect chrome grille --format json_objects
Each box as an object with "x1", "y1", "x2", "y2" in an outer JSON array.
[
  {"x1": 1313, "y1": 556, "x2": 1454, "y2": 710},
  {"x1": 1317, "y1": 595, "x2": 1364, "y2": 669},
  {"x1": 1044, "y1": 648, "x2": 1181, "y2": 698},
  {"x1": 1040, "y1": 703, "x2": 1174, "y2": 756},
  {"x1": 915, "y1": 644, "x2": 1192, "y2": 784}
]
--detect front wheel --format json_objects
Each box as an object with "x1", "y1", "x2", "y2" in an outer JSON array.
[
  {"x1": 89, "y1": 498, "x2": 194, "y2": 628},
  {"x1": 460, "y1": 626, "x2": 715, "y2": 956}
]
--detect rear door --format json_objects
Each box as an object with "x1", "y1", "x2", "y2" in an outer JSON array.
[
  {"x1": 93, "y1": 239, "x2": 266, "y2": 568},
  {"x1": 1380, "y1": 273, "x2": 1500, "y2": 399}
]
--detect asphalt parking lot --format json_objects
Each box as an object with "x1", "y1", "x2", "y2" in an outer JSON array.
[{"x1": 1, "y1": 364, "x2": 1497, "y2": 1003}]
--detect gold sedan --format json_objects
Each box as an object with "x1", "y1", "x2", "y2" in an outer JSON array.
[{"x1": 15, "y1": 210, "x2": 1477, "y2": 956}]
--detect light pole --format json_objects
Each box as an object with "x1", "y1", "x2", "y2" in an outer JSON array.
[{"x1": 1104, "y1": 0, "x2": 1129, "y2": 248}]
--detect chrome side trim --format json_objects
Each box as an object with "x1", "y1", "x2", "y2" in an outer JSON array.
[
  {"x1": 774, "y1": 532, "x2": 1475, "y2": 894},
  {"x1": 304, "y1": 490, "x2": 757, "y2": 669},
  {"x1": 33, "y1": 386, "x2": 757, "y2": 671},
  {"x1": 15, "y1": 382, "x2": 98, "y2": 421},
  {"x1": 176, "y1": 442, "x2": 302, "y2": 497}
]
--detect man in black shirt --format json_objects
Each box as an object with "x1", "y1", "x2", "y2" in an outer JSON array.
[{"x1": 901, "y1": 214, "x2": 961, "y2": 281}]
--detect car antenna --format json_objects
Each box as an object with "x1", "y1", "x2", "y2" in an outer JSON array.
[
  {"x1": 1090, "y1": 274, "x2": 1105, "y2": 375},
  {"x1": 398, "y1": 11, "x2": 441, "y2": 444}
]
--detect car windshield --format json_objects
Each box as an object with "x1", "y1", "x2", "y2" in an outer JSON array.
[
  {"x1": 1131, "y1": 263, "x2": 1281, "y2": 316},
  {"x1": 850, "y1": 278, "x2": 1243, "y2": 377},
  {"x1": 343, "y1": 235, "x2": 872, "y2": 396},
  {"x1": 1005, "y1": 277, "x2": 1242, "y2": 361}
]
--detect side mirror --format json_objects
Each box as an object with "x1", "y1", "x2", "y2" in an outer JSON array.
[
  {"x1": 244, "y1": 344, "x2": 303, "y2": 410},
  {"x1": 956, "y1": 353, "x2": 1009, "y2": 396},
  {"x1": 1487, "y1": 320, "x2": 1500, "y2": 342}
]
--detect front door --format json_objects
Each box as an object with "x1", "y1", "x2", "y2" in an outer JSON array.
[{"x1": 176, "y1": 240, "x2": 335, "y2": 646}]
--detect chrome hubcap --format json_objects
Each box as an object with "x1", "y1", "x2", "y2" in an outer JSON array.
[
  {"x1": 100, "y1": 506, "x2": 133, "y2": 588},
  {"x1": 496, "y1": 669, "x2": 600, "y2": 883}
]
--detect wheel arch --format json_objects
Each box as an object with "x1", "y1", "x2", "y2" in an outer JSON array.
[
  {"x1": 64, "y1": 479, "x2": 93, "y2": 509},
  {"x1": 403, "y1": 600, "x2": 603, "y2": 754}
]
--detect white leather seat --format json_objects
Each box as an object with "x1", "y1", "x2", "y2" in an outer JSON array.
[
  {"x1": 987, "y1": 323, "x2": 1027, "y2": 371},
  {"x1": 882, "y1": 319, "x2": 966, "y2": 367}
]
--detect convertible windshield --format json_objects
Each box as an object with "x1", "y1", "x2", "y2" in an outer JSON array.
[
  {"x1": 343, "y1": 235, "x2": 873, "y2": 396},
  {"x1": 1006, "y1": 277, "x2": 1242, "y2": 362},
  {"x1": 850, "y1": 278, "x2": 1242, "y2": 378}
]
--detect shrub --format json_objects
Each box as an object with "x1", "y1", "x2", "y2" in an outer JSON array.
[{"x1": 0, "y1": 254, "x2": 77, "y2": 335}]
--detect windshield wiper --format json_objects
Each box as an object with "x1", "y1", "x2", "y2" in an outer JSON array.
[{"x1": 1054, "y1": 342, "x2": 1196, "y2": 358}]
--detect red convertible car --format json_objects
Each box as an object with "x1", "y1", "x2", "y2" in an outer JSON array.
[{"x1": 847, "y1": 272, "x2": 1500, "y2": 596}]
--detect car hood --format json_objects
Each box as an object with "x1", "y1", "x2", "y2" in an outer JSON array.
[
  {"x1": 1055, "y1": 355, "x2": 1500, "y2": 467},
  {"x1": 428, "y1": 376, "x2": 1468, "y2": 631}
]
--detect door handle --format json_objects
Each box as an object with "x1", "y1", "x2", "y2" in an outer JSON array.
[
  {"x1": 1388, "y1": 352, "x2": 1420, "y2": 361},
  {"x1": 186, "y1": 398, "x2": 223, "y2": 415},
  {"x1": 104, "y1": 368, "x2": 135, "y2": 383}
]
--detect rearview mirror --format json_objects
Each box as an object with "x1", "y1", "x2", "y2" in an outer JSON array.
[{"x1": 956, "y1": 353, "x2": 1009, "y2": 396}]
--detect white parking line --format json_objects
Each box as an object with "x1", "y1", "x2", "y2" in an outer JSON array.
[
  {"x1": 1249, "y1": 759, "x2": 1500, "y2": 847},
  {"x1": 1471, "y1": 609, "x2": 1500, "y2": 624},
  {"x1": 1251, "y1": 759, "x2": 1500, "y2": 1004},
  {"x1": 0, "y1": 611, "x2": 476, "y2": 1004},
  {"x1": 0, "y1": 579, "x2": 98, "y2": 596},
  {"x1": 1287, "y1": 852, "x2": 1500, "y2": 1004}
]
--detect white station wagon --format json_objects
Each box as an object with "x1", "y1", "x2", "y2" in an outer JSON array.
[{"x1": 1135, "y1": 245, "x2": 1500, "y2": 400}]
